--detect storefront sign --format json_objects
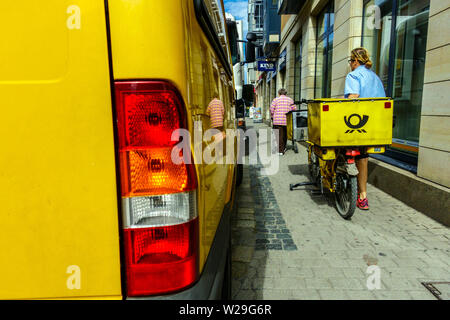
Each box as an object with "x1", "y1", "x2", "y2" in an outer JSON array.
[{"x1": 258, "y1": 61, "x2": 276, "y2": 72}]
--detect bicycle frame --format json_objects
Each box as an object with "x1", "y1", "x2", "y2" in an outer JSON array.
[{"x1": 307, "y1": 142, "x2": 360, "y2": 194}]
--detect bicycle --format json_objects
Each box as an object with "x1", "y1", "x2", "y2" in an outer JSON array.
[{"x1": 289, "y1": 98, "x2": 394, "y2": 220}]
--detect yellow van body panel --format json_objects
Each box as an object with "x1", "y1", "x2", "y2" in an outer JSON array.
[
  {"x1": 0, "y1": 0, "x2": 235, "y2": 299},
  {"x1": 107, "y1": 0, "x2": 188, "y2": 100},
  {"x1": 108, "y1": 0, "x2": 235, "y2": 272},
  {"x1": 184, "y1": 0, "x2": 236, "y2": 269},
  {"x1": 0, "y1": 0, "x2": 122, "y2": 299}
]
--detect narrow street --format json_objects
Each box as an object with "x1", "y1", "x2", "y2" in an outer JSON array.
[{"x1": 232, "y1": 119, "x2": 450, "y2": 300}]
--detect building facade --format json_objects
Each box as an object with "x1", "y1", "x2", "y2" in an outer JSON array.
[
  {"x1": 254, "y1": 0, "x2": 449, "y2": 188},
  {"x1": 250, "y1": 0, "x2": 282, "y2": 120},
  {"x1": 247, "y1": 0, "x2": 265, "y2": 86}
]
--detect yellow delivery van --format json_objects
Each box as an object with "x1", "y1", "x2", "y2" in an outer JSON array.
[{"x1": 0, "y1": 0, "x2": 241, "y2": 299}]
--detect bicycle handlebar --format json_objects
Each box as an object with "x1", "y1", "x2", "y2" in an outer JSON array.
[
  {"x1": 293, "y1": 98, "x2": 393, "y2": 105},
  {"x1": 289, "y1": 99, "x2": 311, "y2": 111},
  {"x1": 295, "y1": 99, "x2": 315, "y2": 105}
]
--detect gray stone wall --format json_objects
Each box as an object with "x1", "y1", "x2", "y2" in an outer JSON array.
[{"x1": 417, "y1": 2, "x2": 450, "y2": 188}]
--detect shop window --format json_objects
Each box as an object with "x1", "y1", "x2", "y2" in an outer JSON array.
[
  {"x1": 362, "y1": 0, "x2": 393, "y2": 92},
  {"x1": 362, "y1": 0, "x2": 430, "y2": 157},
  {"x1": 315, "y1": 2, "x2": 334, "y2": 98},
  {"x1": 294, "y1": 38, "x2": 302, "y2": 101}
]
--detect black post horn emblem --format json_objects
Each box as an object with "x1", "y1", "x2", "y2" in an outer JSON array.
[{"x1": 344, "y1": 114, "x2": 369, "y2": 133}]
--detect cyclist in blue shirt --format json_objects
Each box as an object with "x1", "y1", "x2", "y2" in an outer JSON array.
[{"x1": 344, "y1": 47, "x2": 386, "y2": 211}]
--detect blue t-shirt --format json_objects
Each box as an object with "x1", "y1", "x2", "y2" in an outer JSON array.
[{"x1": 344, "y1": 65, "x2": 386, "y2": 98}]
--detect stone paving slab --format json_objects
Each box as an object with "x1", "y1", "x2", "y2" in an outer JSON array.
[{"x1": 231, "y1": 120, "x2": 450, "y2": 300}]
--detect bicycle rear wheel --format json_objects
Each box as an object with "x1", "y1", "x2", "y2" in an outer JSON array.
[{"x1": 334, "y1": 172, "x2": 357, "y2": 220}]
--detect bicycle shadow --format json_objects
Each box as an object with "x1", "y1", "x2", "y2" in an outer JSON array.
[{"x1": 287, "y1": 164, "x2": 336, "y2": 209}]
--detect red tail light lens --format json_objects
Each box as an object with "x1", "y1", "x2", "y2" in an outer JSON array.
[
  {"x1": 116, "y1": 81, "x2": 186, "y2": 148},
  {"x1": 384, "y1": 102, "x2": 391, "y2": 109},
  {"x1": 323, "y1": 105, "x2": 329, "y2": 112},
  {"x1": 124, "y1": 218, "x2": 199, "y2": 296},
  {"x1": 115, "y1": 81, "x2": 198, "y2": 297}
]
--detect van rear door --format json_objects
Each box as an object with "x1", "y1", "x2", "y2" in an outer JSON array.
[{"x1": 0, "y1": 1, "x2": 122, "y2": 299}]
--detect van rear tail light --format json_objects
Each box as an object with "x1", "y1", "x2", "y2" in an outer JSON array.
[
  {"x1": 115, "y1": 81, "x2": 198, "y2": 297},
  {"x1": 322, "y1": 105, "x2": 329, "y2": 112},
  {"x1": 384, "y1": 102, "x2": 391, "y2": 109}
]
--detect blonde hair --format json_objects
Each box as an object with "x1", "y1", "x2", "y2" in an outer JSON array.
[{"x1": 351, "y1": 47, "x2": 373, "y2": 69}]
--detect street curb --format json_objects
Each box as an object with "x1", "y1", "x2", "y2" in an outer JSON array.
[{"x1": 367, "y1": 158, "x2": 450, "y2": 227}]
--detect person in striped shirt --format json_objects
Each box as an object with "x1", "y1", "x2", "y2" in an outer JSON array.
[
  {"x1": 206, "y1": 92, "x2": 225, "y2": 131},
  {"x1": 270, "y1": 88, "x2": 296, "y2": 155}
]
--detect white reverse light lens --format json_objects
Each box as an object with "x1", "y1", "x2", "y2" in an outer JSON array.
[{"x1": 122, "y1": 191, "x2": 197, "y2": 228}]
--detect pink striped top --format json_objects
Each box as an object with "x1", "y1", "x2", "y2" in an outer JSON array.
[
  {"x1": 270, "y1": 95, "x2": 295, "y2": 126},
  {"x1": 206, "y1": 98, "x2": 225, "y2": 128}
]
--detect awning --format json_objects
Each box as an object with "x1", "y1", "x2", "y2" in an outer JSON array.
[
  {"x1": 257, "y1": 77, "x2": 263, "y2": 87},
  {"x1": 279, "y1": 49, "x2": 287, "y2": 71},
  {"x1": 278, "y1": 0, "x2": 306, "y2": 15},
  {"x1": 271, "y1": 69, "x2": 277, "y2": 80}
]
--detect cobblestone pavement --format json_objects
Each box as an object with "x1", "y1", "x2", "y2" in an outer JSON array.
[{"x1": 231, "y1": 120, "x2": 450, "y2": 300}]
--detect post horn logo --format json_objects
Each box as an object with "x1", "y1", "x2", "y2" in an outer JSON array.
[{"x1": 344, "y1": 114, "x2": 369, "y2": 133}]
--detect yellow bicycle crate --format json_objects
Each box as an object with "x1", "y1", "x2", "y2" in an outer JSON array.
[{"x1": 307, "y1": 98, "x2": 393, "y2": 147}]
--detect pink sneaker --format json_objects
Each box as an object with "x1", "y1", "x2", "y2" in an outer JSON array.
[{"x1": 357, "y1": 196, "x2": 369, "y2": 210}]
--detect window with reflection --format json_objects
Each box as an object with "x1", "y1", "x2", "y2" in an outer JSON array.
[
  {"x1": 315, "y1": 2, "x2": 334, "y2": 98},
  {"x1": 362, "y1": 0, "x2": 430, "y2": 155},
  {"x1": 362, "y1": 0, "x2": 393, "y2": 92},
  {"x1": 255, "y1": 1, "x2": 264, "y2": 30},
  {"x1": 294, "y1": 38, "x2": 302, "y2": 101}
]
